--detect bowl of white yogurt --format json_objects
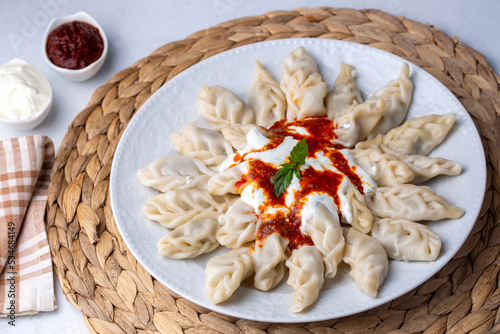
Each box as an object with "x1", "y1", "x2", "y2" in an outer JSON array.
[{"x1": 0, "y1": 58, "x2": 53, "y2": 130}]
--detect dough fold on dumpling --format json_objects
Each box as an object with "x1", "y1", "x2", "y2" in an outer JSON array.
[
  {"x1": 142, "y1": 189, "x2": 234, "y2": 229},
  {"x1": 248, "y1": 60, "x2": 286, "y2": 127},
  {"x1": 357, "y1": 113, "x2": 456, "y2": 157},
  {"x1": 326, "y1": 62, "x2": 363, "y2": 120},
  {"x1": 351, "y1": 146, "x2": 415, "y2": 186},
  {"x1": 280, "y1": 46, "x2": 319, "y2": 94},
  {"x1": 208, "y1": 162, "x2": 249, "y2": 196},
  {"x1": 402, "y1": 155, "x2": 462, "y2": 184},
  {"x1": 221, "y1": 124, "x2": 267, "y2": 150},
  {"x1": 137, "y1": 155, "x2": 215, "y2": 192},
  {"x1": 171, "y1": 123, "x2": 234, "y2": 167},
  {"x1": 217, "y1": 198, "x2": 259, "y2": 249},
  {"x1": 366, "y1": 184, "x2": 464, "y2": 221},
  {"x1": 205, "y1": 247, "x2": 254, "y2": 304},
  {"x1": 280, "y1": 47, "x2": 327, "y2": 121},
  {"x1": 371, "y1": 218, "x2": 441, "y2": 261},
  {"x1": 286, "y1": 245, "x2": 325, "y2": 313},
  {"x1": 252, "y1": 232, "x2": 289, "y2": 291},
  {"x1": 302, "y1": 202, "x2": 344, "y2": 278},
  {"x1": 366, "y1": 63, "x2": 413, "y2": 139},
  {"x1": 198, "y1": 85, "x2": 255, "y2": 130},
  {"x1": 342, "y1": 227, "x2": 388, "y2": 297},
  {"x1": 334, "y1": 99, "x2": 385, "y2": 147},
  {"x1": 344, "y1": 185, "x2": 374, "y2": 233},
  {"x1": 157, "y1": 211, "x2": 220, "y2": 259}
]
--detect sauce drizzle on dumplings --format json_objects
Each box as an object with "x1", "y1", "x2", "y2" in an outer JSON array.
[{"x1": 228, "y1": 116, "x2": 371, "y2": 250}]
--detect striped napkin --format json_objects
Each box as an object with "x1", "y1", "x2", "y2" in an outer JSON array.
[{"x1": 0, "y1": 135, "x2": 56, "y2": 316}]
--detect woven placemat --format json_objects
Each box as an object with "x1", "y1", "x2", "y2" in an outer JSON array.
[{"x1": 46, "y1": 7, "x2": 500, "y2": 334}]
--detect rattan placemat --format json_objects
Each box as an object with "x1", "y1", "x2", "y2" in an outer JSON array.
[{"x1": 46, "y1": 7, "x2": 500, "y2": 334}]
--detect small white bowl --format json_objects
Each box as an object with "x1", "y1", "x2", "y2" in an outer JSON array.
[
  {"x1": 42, "y1": 11, "x2": 108, "y2": 81},
  {"x1": 0, "y1": 59, "x2": 53, "y2": 130}
]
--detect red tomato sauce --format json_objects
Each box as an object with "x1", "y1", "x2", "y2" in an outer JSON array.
[
  {"x1": 46, "y1": 21, "x2": 104, "y2": 70},
  {"x1": 234, "y1": 116, "x2": 365, "y2": 250}
]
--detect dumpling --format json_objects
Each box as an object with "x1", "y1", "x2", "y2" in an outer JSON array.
[
  {"x1": 351, "y1": 146, "x2": 415, "y2": 186},
  {"x1": 371, "y1": 218, "x2": 441, "y2": 261},
  {"x1": 280, "y1": 47, "x2": 327, "y2": 121},
  {"x1": 207, "y1": 162, "x2": 249, "y2": 196},
  {"x1": 171, "y1": 123, "x2": 234, "y2": 167},
  {"x1": 357, "y1": 113, "x2": 457, "y2": 157},
  {"x1": 366, "y1": 63, "x2": 413, "y2": 139},
  {"x1": 198, "y1": 85, "x2": 255, "y2": 130},
  {"x1": 284, "y1": 71, "x2": 328, "y2": 121},
  {"x1": 366, "y1": 184, "x2": 464, "y2": 221},
  {"x1": 216, "y1": 198, "x2": 259, "y2": 249},
  {"x1": 342, "y1": 227, "x2": 388, "y2": 297},
  {"x1": 142, "y1": 188, "x2": 233, "y2": 229},
  {"x1": 280, "y1": 46, "x2": 319, "y2": 94},
  {"x1": 301, "y1": 202, "x2": 344, "y2": 278},
  {"x1": 326, "y1": 62, "x2": 363, "y2": 119},
  {"x1": 286, "y1": 245, "x2": 325, "y2": 313},
  {"x1": 205, "y1": 247, "x2": 254, "y2": 304},
  {"x1": 343, "y1": 185, "x2": 374, "y2": 233},
  {"x1": 137, "y1": 155, "x2": 215, "y2": 192},
  {"x1": 334, "y1": 99, "x2": 385, "y2": 147},
  {"x1": 157, "y1": 211, "x2": 220, "y2": 259},
  {"x1": 252, "y1": 232, "x2": 289, "y2": 291},
  {"x1": 248, "y1": 61, "x2": 286, "y2": 127},
  {"x1": 221, "y1": 124, "x2": 267, "y2": 150},
  {"x1": 402, "y1": 155, "x2": 462, "y2": 184}
]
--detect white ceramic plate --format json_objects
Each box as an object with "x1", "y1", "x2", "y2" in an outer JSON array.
[{"x1": 110, "y1": 38, "x2": 486, "y2": 323}]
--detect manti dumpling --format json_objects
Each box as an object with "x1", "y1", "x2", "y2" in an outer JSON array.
[
  {"x1": 342, "y1": 227, "x2": 388, "y2": 297},
  {"x1": 171, "y1": 123, "x2": 234, "y2": 167},
  {"x1": 221, "y1": 124, "x2": 267, "y2": 151},
  {"x1": 351, "y1": 146, "x2": 414, "y2": 186},
  {"x1": 252, "y1": 232, "x2": 289, "y2": 291},
  {"x1": 343, "y1": 185, "x2": 374, "y2": 233},
  {"x1": 334, "y1": 99, "x2": 385, "y2": 147},
  {"x1": 216, "y1": 198, "x2": 259, "y2": 249},
  {"x1": 365, "y1": 63, "x2": 413, "y2": 139},
  {"x1": 357, "y1": 113, "x2": 456, "y2": 157},
  {"x1": 198, "y1": 85, "x2": 255, "y2": 130},
  {"x1": 302, "y1": 202, "x2": 344, "y2": 278},
  {"x1": 280, "y1": 47, "x2": 328, "y2": 121},
  {"x1": 352, "y1": 146, "x2": 463, "y2": 186},
  {"x1": 207, "y1": 162, "x2": 249, "y2": 196},
  {"x1": 142, "y1": 188, "x2": 234, "y2": 229},
  {"x1": 157, "y1": 211, "x2": 220, "y2": 259},
  {"x1": 371, "y1": 218, "x2": 441, "y2": 261},
  {"x1": 248, "y1": 60, "x2": 286, "y2": 127},
  {"x1": 366, "y1": 184, "x2": 464, "y2": 221},
  {"x1": 402, "y1": 155, "x2": 462, "y2": 184},
  {"x1": 205, "y1": 247, "x2": 254, "y2": 304},
  {"x1": 326, "y1": 62, "x2": 363, "y2": 119},
  {"x1": 286, "y1": 245, "x2": 325, "y2": 313},
  {"x1": 137, "y1": 155, "x2": 215, "y2": 192},
  {"x1": 280, "y1": 46, "x2": 319, "y2": 93}
]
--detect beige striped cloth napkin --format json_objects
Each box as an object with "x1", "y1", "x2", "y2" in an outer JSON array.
[{"x1": 0, "y1": 135, "x2": 57, "y2": 316}]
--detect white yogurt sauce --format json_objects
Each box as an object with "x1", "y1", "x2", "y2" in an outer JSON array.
[
  {"x1": 220, "y1": 118, "x2": 377, "y2": 237},
  {"x1": 0, "y1": 59, "x2": 51, "y2": 121}
]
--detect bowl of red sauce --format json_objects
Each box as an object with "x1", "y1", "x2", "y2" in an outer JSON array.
[{"x1": 43, "y1": 12, "x2": 108, "y2": 81}]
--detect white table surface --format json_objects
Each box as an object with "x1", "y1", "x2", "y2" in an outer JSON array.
[{"x1": 1, "y1": 0, "x2": 499, "y2": 332}]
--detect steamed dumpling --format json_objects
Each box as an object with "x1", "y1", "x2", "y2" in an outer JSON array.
[
  {"x1": 286, "y1": 245, "x2": 325, "y2": 313},
  {"x1": 205, "y1": 247, "x2": 254, "y2": 304},
  {"x1": 371, "y1": 218, "x2": 441, "y2": 261},
  {"x1": 326, "y1": 62, "x2": 363, "y2": 119},
  {"x1": 342, "y1": 227, "x2": 388, "y2": 297},
  {"x1": 248, "y1": 60, "x2": 286, "y2": 127},
  {"x1": 198, "y1": 85, "x2": 255, "y2": 130}
]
